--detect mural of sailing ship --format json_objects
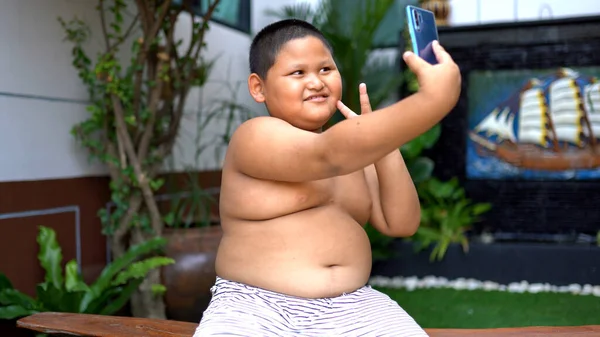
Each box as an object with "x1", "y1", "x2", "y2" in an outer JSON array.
[{"x1": 467, "y1": 67, "x2": 600, "y2": 180}]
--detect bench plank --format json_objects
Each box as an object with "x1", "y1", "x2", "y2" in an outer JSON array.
[
  {"x1": 16, "y1": 312, "x2": 600, "y2": 336},
  {"x1": 17, "y1": 312, "x2": 197, "y2": 337}
]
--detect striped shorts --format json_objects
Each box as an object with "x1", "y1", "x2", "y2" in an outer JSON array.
[{"x1": 193, "y1": 277, "x2": 428, "y2": 336}]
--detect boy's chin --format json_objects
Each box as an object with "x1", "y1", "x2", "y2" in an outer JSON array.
[
  {"x1": 292, "y1": 117, "x2": 330, "y2": 132},
  {"x1": 272, "y1": 108, "x2": 335, "y2": 130}
]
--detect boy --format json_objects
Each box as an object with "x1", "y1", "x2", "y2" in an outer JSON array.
[{"x1": 194, "y1": 19, "x2": 460, "y2": 336}]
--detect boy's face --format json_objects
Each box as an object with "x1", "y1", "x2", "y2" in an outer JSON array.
[{"x1": 248, "y1": 36, "x2": 342, "y2": 132}]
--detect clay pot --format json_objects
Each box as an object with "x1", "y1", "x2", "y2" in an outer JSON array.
[{"x1": 162, "y1": 226, "x2": 222, "y2": 323}]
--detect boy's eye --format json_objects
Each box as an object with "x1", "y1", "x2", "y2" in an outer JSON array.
[
  {"x1": 290, "y1": 70, "x2": 303, "y2": 75},
  {"x1": 321, "y1": 67, "x2": 331, "y2": 73}
]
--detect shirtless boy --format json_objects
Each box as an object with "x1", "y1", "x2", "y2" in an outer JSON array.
[{"x1": 194, "y1": 19, "x2": 460, "y2": 336}]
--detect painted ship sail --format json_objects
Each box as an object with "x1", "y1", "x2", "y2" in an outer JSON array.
[
  {"x1": 469, "y1": 86, "x2": 522, "y2": 150},
  {"x1": 469, "y1": 67, "x2": 600, "y2": 170},
  {"x1": 547, "y1": 69, "x2": 585, "y2": 148},
  {"x1": 517, "y1": 79, "x2": 549, "y2": 147},
  {"x1": 584, "y1": 80, "x2": 600, "y2": 141}
]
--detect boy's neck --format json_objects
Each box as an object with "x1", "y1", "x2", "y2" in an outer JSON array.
[{"x1": 266, "y1": 114, "x2": 324, "y2": 134}]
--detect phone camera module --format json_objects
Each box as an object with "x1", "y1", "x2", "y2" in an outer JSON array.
[{"x1": 412, "y1": 9, "x2": 421, "y2": 31}]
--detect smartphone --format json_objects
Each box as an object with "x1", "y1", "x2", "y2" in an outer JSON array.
[{"x1": 405, "y1": 5, "x2": 439, "y2": 65}]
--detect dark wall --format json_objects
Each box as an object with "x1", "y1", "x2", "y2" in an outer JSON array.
[
  {"x1": 0, "y1": 170, "x2": 222, "y2": 335},
  {"x1": 0, "y1": 171, "x2": 222, "y2": 296},
  {"x1": 403, "y1": 16, "x2": 600, "y2": 236}
]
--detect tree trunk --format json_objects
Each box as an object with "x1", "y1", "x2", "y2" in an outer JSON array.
[{"x1": 128, "y1": 225, "x2": 167, "y2": 319}]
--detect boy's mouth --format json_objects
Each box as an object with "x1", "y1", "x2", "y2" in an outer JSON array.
[{"x1": 305, "y1": 94, "x2": 329, "y2": 102}]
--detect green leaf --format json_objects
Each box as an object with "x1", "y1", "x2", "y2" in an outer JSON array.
[
  {"x1": 37, "y1": 226, "x2": 64, "y2": 290},
  {"x1": 0, "y1": 289, "x2": 38, "y2": 310},
  {"x1": 36, "y1": 283, "x2": 84, "y2": 313},
  {"x1": 434, "y1": 239, "x2": 450, "y2": 262},
  {"x1": 472, "y1": 202, "x2": 492, "y2": 215},
  {"x1": 98, "y1": 278, "x2": 143, "y2": 316},
  {"x1": 416, "y1": 226, "x2": 441, "y2": 239},
  {"x1": 34, "y1": 284, "x2": 57, "y2": 311},
  {"x1": 428, "y1": 179, "x2": 456, "y2": 199},
  {"x1": 408, "y1": 157, "x2": 434, "y2": 183},
  {"x1": 151, "y1": 284, "x2": 167, "y2": 296},
  {"x1": 0, "y1": 273, "x2": 13, "y2": 291},
  {"x1": 401, "y1": 124, "x2": 441, "y2": 160},
  {"x1": 84, "y1": 236, "x2": 167, "y2": 309},
  {"x1": 0, "y1": 305, "x2": 38, "y2": 320},
  {"x1": 149, "y1": 178, "x2": 165, "y2": 191},
  {"x1": 82, "y1": 287, "x2": 120, "y2": 314},
  {"x1": 420, "y1": 124, "x2": 442, "y2": 149},
  {"x1": 163, "y1": 212, "x2": 175, "y2": 226},
  {"x1": 400, "y1": 138, "x2": 424, "y2": 160},
  {"x1": 111, "y1": 257, "x2": 174, "y2": 286},
  {"x1": 65, "y1": 260, "x2": 90, "y2": 292}
]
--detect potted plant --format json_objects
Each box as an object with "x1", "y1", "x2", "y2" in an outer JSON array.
[
  {"x1": 411, "y1": 177, "x2": 492, "y2": 261},
  {"x1": 157, "y1": 74, "x2": 260, "y2": 322},
  {"x1": 160, "y1": 169, "x2": 222, "y2": 323},
  {"x1": 0, "y1": 226, "x2": 172, "y2": 332},
  {"x1": 58, "y1": 0, "x2": 221, "y2": 318}
]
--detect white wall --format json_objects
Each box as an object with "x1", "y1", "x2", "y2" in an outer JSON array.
[
  {"x1": 450, "y1": 0, "x2": 600, "y2": 26},
  {"x1": 0, "y1": 0, "x2": 109, "y2": 182},
  {"x1": 0, "y1": 0, "x2": 297, "y2": 182}
]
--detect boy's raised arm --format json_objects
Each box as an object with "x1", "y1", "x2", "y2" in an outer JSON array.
[
  {"x1": 229, "y1": 41, "x2": 461, "y2": 182},
  {"x1": 322, "y1": 41, "x2": 460, "y2": 175}
]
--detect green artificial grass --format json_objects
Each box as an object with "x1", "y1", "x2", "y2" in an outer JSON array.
[{"x1": 375, "y1": 287, "x2": 600, "y2": 329}]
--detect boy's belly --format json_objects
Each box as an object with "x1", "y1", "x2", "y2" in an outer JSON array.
[{"x1": 214, "y1": 205, "x2": 373, "y2": 299}]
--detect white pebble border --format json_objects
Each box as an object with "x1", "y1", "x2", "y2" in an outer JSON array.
[{"x1": 368, "y1": 275, "x2": 600, "y2": 297}]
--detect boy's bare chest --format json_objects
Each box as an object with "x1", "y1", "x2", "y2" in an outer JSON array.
[
  {"x1": 278, "y1": 172, "x2": 372, "y2": 224},
  {"x1": 223, "y1": 170, "x2": 373, "y2": 225}
]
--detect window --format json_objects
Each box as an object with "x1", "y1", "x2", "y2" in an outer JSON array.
[{"x1": 172, "y1": 0, "x2": 251, "y2": 34}]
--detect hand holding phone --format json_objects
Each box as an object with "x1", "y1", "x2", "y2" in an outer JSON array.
[{"x1": 405, "y1": 5, "x2": 439, "y2": 65}]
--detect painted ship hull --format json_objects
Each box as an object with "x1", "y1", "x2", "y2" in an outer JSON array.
[{"x1": 469, "y1": 132, "x2": 600, "y2": 171}]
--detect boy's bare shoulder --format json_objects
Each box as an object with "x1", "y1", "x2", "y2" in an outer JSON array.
[
  {"x1": 229, "y1": 115, "x2": 300, "y2": 148},
  {"x1": 225, "y1": 116, "x2": 332, "y2": 182},
  {"x1": 234, "y1": 115, "x2": 293, "y2": 135}
]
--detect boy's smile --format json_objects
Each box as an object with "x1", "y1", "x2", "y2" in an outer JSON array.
[{"x1": 247, "y1": 36, "x2": 342, "y2": 132}]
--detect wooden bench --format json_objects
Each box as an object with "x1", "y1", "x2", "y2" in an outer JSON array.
[{"x1": 16, "y1": 312, "x2": 600, "y2": 336}]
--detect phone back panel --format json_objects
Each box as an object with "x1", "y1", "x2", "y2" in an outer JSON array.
[{"x1": 406, "y1": 5, "x2": 439, "y2": 65}]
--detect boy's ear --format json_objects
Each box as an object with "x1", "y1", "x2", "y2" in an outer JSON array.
[{"x1": 247, "y1": 73, "x2": 265, "y2": 103}]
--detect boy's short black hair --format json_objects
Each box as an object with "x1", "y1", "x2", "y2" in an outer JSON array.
[{"x1": 249, "y1": 19, "x2": 333, "y2": 79}]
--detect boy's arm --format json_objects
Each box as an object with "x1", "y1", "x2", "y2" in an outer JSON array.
[
  {"x1": 342, "y1": 85, "x2": 420, "y2": 237},
  {"x1": 364, "y1": 153, "x2": 420, "y2": 237},
  {"x1": 229, "y1": 41, "x2": 460, "y2": 183}
]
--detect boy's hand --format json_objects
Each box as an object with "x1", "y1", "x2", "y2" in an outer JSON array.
[
  {"x1": 403, "y1": 40, "x2": 461, "y2": 112},
  {"x1": 337, "y1": 83, "x2": 372, "y2": 119}
]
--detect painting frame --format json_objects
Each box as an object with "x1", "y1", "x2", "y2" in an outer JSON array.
[
  {"x1": 466, "y1": 66, "x2": 600, "y2": 181},
  {"x1": 418, "y1": 15, "x2": 600, "y2": 235}
]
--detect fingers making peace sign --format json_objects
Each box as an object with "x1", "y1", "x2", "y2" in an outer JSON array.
[{"x1": 337, "y1": 83, "x2": 372, "y2": 119}]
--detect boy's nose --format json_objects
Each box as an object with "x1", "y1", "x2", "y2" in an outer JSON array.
[{"x1": 306, "y1": 76, "x2": 324, "y2": 90}]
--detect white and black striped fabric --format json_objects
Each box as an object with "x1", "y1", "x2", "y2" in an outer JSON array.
[{"x1": 194, "y1": 277, "x2": 429, "y2": 336}]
